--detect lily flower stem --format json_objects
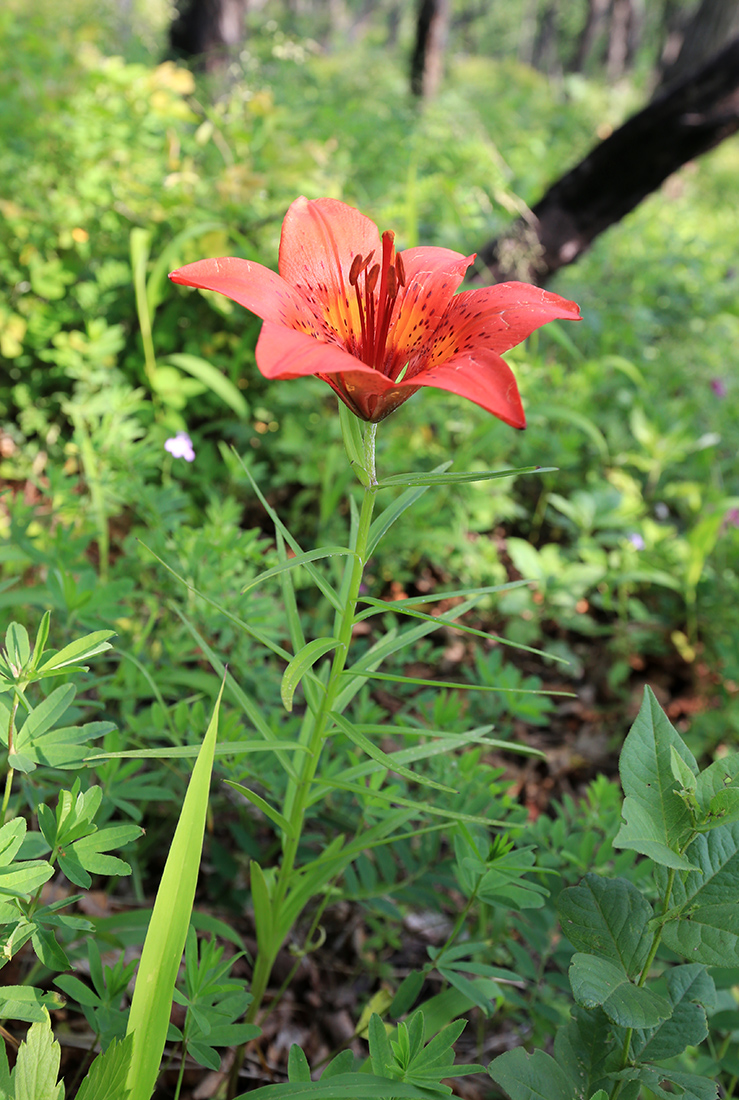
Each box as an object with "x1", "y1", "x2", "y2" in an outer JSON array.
[{"x1": 244, "y1": 425, "x2": 378, "y2": 1031}]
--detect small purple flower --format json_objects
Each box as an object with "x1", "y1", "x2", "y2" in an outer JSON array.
[
  {"x1": 711, "y1": 378, "x2": 728, "y2": 398},
  {"x1": 164, "y1": 431, "x2": 195, "y2": 462},
  {"x1": 726, "y1": 508, "x2": 739, "y2": 529},
  {"x1": 628, "y1": 533, "x2": 645, "y2": 550}
]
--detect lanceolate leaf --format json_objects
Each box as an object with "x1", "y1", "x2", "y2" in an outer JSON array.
[
  {"x1": 125, "y1": 681, "x2": 225, "y2": 1100},
  {"x1": 658, "y1": 821, "x2": 739, "y2": 964},
  {"x1": 329, "y1": 711, "x2": 457, "y2": 794},
  {"x1": 376, "y1": 464, "x2": 556, "y2": 488},
  {"x1": 281, "y1": 638, "x2": 341, "y2": 712},
  {"x1": 242, "y1": 547, "x2": 355, "y2": 595},
  {"x1": 569, "y1": 954, "x2": 672, "y2": 1028},
  {"x1": 557, "y1": 874, "x2": 654, "y2": 977},
  {"x1": 225, "y1": 782, "x2": 295, "y2": 837},
  {"x1": 36, "y1": 631, "x2": 115, "y2": 673},
  {"x1": 488, "y1": 1047, "x2": 575, "y2": 1100},
  {"x1": 613, "y1": 686, "x2": 699, "y2": 870}
]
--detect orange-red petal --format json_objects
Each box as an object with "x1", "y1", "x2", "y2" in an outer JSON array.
[
  {"x1": 169, "y1": 257, "x2": 318, "y2": 333},
  {"x1": 412, "y1": 350, "x2": 526, "y2": 428},
  {"x1": 387, "y1": 247, "x2": 473, "y2": 372}
]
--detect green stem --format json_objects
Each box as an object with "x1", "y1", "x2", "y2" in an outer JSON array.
[
  {"x1": 610, "y1": 866, "x2": 676, "y2": 1100},
  {"x1": 1, "y1": 693, "x2": 20, "y2": 822},
  {"x1": 245, "y1": 424, "x2": 378, "y2": 1026}
]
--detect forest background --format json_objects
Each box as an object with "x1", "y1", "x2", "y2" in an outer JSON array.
[{"x1": 2, "y1": 0, "x2": 739, "y2": 1097}]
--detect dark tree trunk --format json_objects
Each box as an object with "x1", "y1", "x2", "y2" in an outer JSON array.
[
  {"x1": 657, "y1": 0, "x2": 739, "y2": 91},
  {"x1": 169, "y1": 0, "x2": 247, "y2": 69},
  {"x1": 410, "y1": 0, "x2": 451, "y2": 98},
  {"x1": 606, "y1": 0, "x2": 634, "y2": 79},
  {"x1": 469, "y1": 34, "x2": 739, "y2": 286},
  {"x1": 531, "y1": 2, "x2": 561, "y2": 75}
]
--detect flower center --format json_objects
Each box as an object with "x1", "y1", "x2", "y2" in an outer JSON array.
[{"x1": 349, "y1": 230, "x2": 406, "y2": 374}]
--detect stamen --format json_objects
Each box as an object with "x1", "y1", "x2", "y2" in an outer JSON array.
[
  {"x1": 365, "y1": 264, "x2": 380, "y2": 294},
  {"x1": 395, "y1": 252, "x2": 406, "y2": 287},
  {"x1": 386, "y1": 266, "x2": 397, "y2": 299},
  {"x1": 349, "y1": 254, "x2": 364, "y2": 286}
]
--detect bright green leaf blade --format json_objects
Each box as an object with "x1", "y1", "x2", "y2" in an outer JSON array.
[
  {"x1": 0, "y1": 817, "x2": 26, "y2": 865},
  {"x1": 85, "y1": 740, "x2": 308, "y2": 761},
  {"x1": 76, "y1": 1034, "x2": 134, "y2": 1100},
  {"x1": 659, "y1": 821, "x2": 739, "y2": 964},
  {"x1": 5, "y1": 622, "x2": 31, "y2": 671},
  {"x1": 242, "y1": 547, "x2": 353, "y2": 595},
  {"x1": 287, "y1": 1045, "x2": 312, "y2": 1084},
  {"x1": 0, "y1": 860, "x2": 55, "y2": 899},
  {"x1": 355, "y1": 594, "x2": 567, "y2": 663},
  {"x1": 696, "y1": 753, "x2": 739, "y2": 817},
  {"x1": 557, "y1": 874, "x2": 654, "y2": 977},
  {"x1": 313, "y1": 776, "x2": 509, "y2": 828},
  {"x1": 569, "y1": 953, "x2": 672, "y2": 1028},
  {"x1": 487, "y1": 1047, "x2": 574, "y2": 1100},
  {"x1": 613, "y1": 686, "x2": 699, "y2": 869},
  {"x1": 281, "y1": 638, "x2": 340, "y2": 711},
  {"x1": 351, "y1": 670, "x2": 571, "y2": 698},
  {"x1": 367, "y1": 469, "x2": 448, "y2": 557},
  {"x1": 36, "y1": 631, "x2": 115, "y2": 673},
  {"x1": 125, "y1": 680, "x2": 224, "y2": 1100},
  {"x1": 164, "y1": 352, "x2": 248, "y2": 417},
  {"x1": 329, "y1": 711, "x2": 456, "y2": 794},
  {"x1": 225, "y1": 781, "x2": 295, "y2": 837},
  {"x1": 376, "y1": 464, "x2": 555, "y2": 488},
  {"x1": 632, "y1": 963, "x2": 714, "y2": 1062},
  {"x1": 16, "y1": 683, "x2": 76, "y2": 745},
  {"x1": 12, "y1": 1013, "x2": 63, "y2": 1100}
]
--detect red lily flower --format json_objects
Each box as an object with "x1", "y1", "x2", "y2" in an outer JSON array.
[{"x1": 169, "y1": 197, "x2": 580, "y2": 427}]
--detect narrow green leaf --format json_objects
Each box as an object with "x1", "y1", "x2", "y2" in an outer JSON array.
[
  {"x1": 164, "y1": 352, "x2": 248, "y2": 417},
  {"x1": 367, "y1": 469, "x2": 448, "y2": 556},
  {"x1": 376, "y1": 464, "x2": 555, "y2": 488},
  {"x1": 355, "y1": 594, "x2": 567, "y2": 663},
  {"x1": 250, "y1": 861, "x2": 274, "y2": 958},
  {"x1": 313, "y1": 775, "x2": 510, "y2": 828},
  {"x1": 282, "y1": 638, "x2": 341, "y2": 712},
  {"x1": 488, "y1": 1047, "x2": 574, "y2": 1100},
  {"x1": 36, "y1": 631, "x2": 115, "y2": 673},
  {"x1": 225, "y1": 781, "x2": 295, "y2": 837},
  {"x1": 338, "y1": 400, "x2": 370, "y2": 485},
  {"x1": 613, "y1": 686, "x2": 699, "y2": 870},
  {"x1": 85, "y1": 740, "x2": 308, "y2": 761},
  {"x1": 5, "y1": 622, "x2": 31, "y2": 672},
  {"x1": 125, "y1": 680, "x2": 224, "y2": 1100},
  {"x1": 329, "y1": 711, "x2": 456, "y2": 793},
  {"x1": 76, "y1": 1035, "x2": 134, "y2": 1100},
  {"x1": 569, "y1": 953, "x2": 672, "y2": 1028},
  {"x1": 557, "y1": 874, "x2": 654, "y2": 977},
  {"x1": 351, "y1": 670, "x2": 571, "y2": 698},
  {"x1": 16, "y1": 683, "x2": 76, "y2": 744},
  {"x1": 242, "y1": 547, "x2": 354, "y2": 595}
]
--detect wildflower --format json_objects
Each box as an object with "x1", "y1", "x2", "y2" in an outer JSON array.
[
  {"x1": 628, "y1": 533, "x2": 645, "y2": 550},
  {"x1": 169, "y1": 197, "x2": 580, "y2": 426},
  {"x1": 711, "y1": 378, "x2": 728, "y2": 397},
  {"x1": 726, "y1": 508, "x2": 739, "y2": 529},
  {"x1": 164, "y1": 431, "x2": 195, "y2": 462}
]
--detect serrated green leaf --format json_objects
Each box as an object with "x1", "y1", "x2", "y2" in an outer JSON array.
[
  {"x1": 658, "y1": 821, "x2": 739, "y2": 964},
  {"x1": 569, "y1": 953, "x2": 672, "y2": 1027},
  {"x1": 613, "y1": 686, "x2": 699, "y2": 870},
  {"x1": 36, "y1": 631, "x2": 115, "y2": 673},
  {"x1": 76, "y1": 1034, "x2": 134, "y2": 1100},
  {"x1": 237, "y1": 1074, "x2": 452, "y2": 1098},
  {"x1": 632, "y1": 964, "x2": 715, "y2": 1062},
  {"x1": 281, "y1": 638, "x2": 341, "y2": 711},
  {"x1": 557, "y1": 874, "x2": 654, "y2": 977},
  {"x1": 12, "y1": 1013, "x2": 63, "y2": 1100},
  {"x1": 487, "y1": 1047, "x2": 574, "y2": 1100}
]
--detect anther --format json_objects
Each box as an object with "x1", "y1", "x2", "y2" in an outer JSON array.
[
  {"x1": 386, "y1": 267, "x2": 397, "y2": 298},
  {"x1": 395, "y1": 252, "x2": 406, "y2": 287},
  {"x1": 349, "y1": 254, "x2": 364, "y2": 286},
  {"x1": 366, "y1": 264, "x2": 380, "y2": 294}
]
